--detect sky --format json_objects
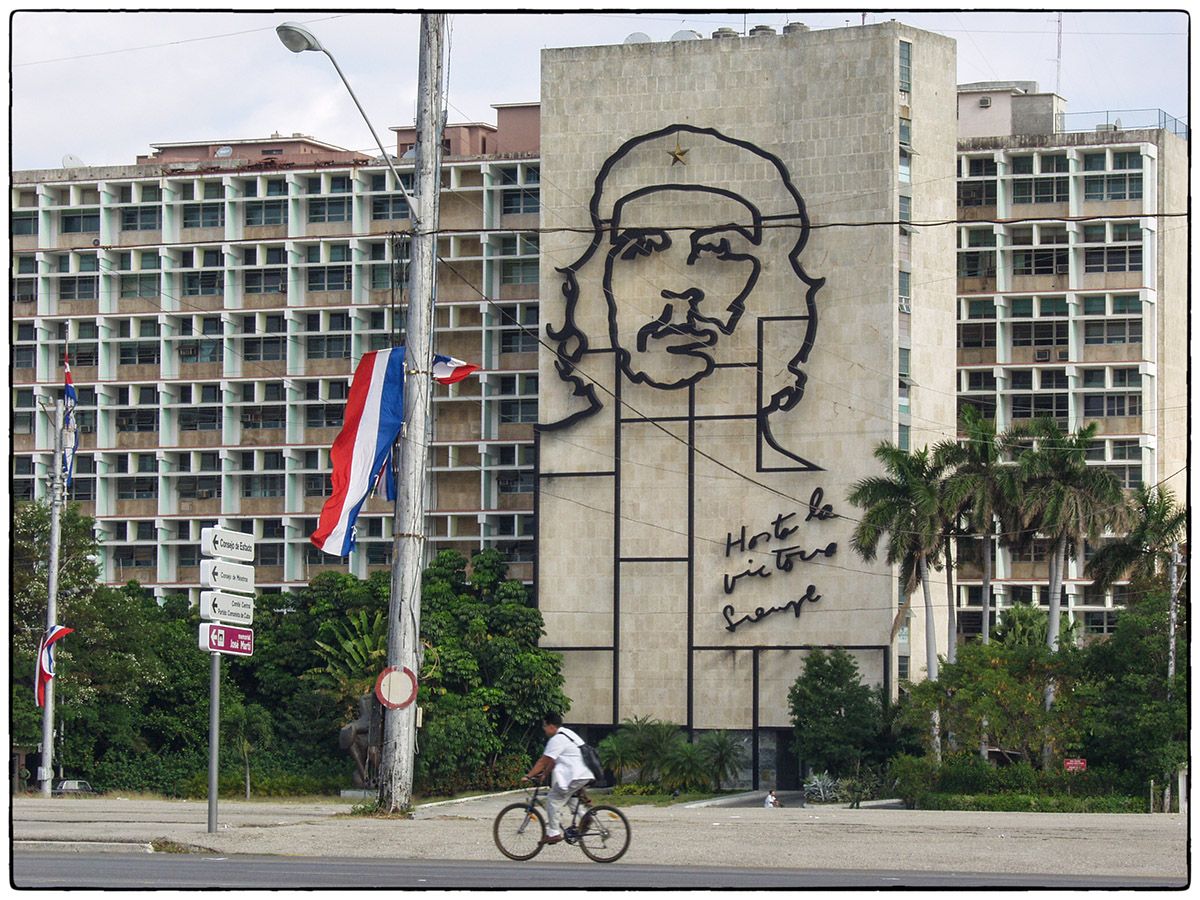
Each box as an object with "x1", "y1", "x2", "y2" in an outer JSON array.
[{"x1": 7, "y1": 7, "x2": 1191, "y2": 171}]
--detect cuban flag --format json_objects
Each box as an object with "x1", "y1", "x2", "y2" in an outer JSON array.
[
  {"x1": 35, "y1": 625, "x2": 74, "y2": 708},
  {"x1": 432, "y1": 355, "x2": 479, "y2": 385},
  {"x1": 63, "y1": 351, "x2": 79, "y2": 487},
  {"x1": 310, "y1": 348, "x2": 409, "y2": 557}
]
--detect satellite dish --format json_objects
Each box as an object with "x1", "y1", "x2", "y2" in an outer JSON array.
[
  {"x1": 670, "y1": 29, "x2": 701, "y2": 41},
  {"x1": 623, "y1": 32, "x2": 652, "y2": 44},
  {"x1": 215, "y1": 145, "x2": 233, "y2": 158},
  {"x1": 1113, "y1": 119, "x2": 1122, "y2": 130},
  {"x1": 62, "y1": 154, "x2": 85, "y2": 168}
]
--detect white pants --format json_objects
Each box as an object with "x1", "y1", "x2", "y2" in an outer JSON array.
[{"x1": 545, "y1": 777, "x2": 591, "y2": 837}]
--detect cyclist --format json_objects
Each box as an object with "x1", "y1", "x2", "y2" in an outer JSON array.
[{"x1": 523, "y1": 712, "x2": 593, "y2": 845}]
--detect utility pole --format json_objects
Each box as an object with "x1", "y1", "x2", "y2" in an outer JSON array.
[
  {"x1": 40, "y1": 400, "x2": 65, "y2": 797},
  {"x1": 379, "y1": 12, "x2": 445, "y2": 813}
]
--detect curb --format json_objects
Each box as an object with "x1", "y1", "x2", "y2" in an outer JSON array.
[{"x1": 14, "y1": 840, "x2": 154, "y2": 854}]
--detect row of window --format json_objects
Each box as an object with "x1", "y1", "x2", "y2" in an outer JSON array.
[
  {"x1": 960, "y1": 294, "x2": 1141, "y2": 319},
  {"x1": 957, "y1": 316, "x2": 1142, "y2": 348},
  {"x1": 962, "y1": 150, "x2": 1141, "y2": 178},
  {"x1": 963, "y1": 367, "x2": 1141, "y2": 392}
]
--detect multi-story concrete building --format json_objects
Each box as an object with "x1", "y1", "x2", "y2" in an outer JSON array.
[
  {"x1": 953, "y1": 82, "x2": 1188, "y2": 640},
  {"x1": 12, "y1": 104, "x2": 543, "y2": 600},
  {"x1": 536, "y1": 21, "x2": 957, "y2": 786}
]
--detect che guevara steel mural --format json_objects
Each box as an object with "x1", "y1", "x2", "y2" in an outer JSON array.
[{"x1": 539, "y1": 124, "x2": 841, "y2": 637}]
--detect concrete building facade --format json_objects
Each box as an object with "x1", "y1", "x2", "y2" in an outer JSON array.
[
  {"x1": 12, "y1": 106, "x2": 543, "y2": 599},
  {"x1": 953, "y1": 84, "x2": 1189, "y2": 639},
  {"x1": 536, "y1": 22, "x2": 958, "y2": 785}
]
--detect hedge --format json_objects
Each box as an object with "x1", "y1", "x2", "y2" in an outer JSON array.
[{"x1": 915, "y1": 792, "x2": 1146, "y2": 813}]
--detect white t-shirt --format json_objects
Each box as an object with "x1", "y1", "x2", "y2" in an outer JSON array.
[{"x1": 543, "y1": 726, "x2": 593, "y2": 790}]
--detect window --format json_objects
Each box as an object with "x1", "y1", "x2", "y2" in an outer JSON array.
[
  {"x1": 501, "y1": 259, "x2": 538, "y2": 285},
  {"x1": 306, "y1": 404, "x2": 345, "y2": 428},
  {"x1": 183, "y1": 272, "x2": 224, "y2": 296},
  {"x1": 121, "y1": 206, "x2": 161, "y2": 231},
  {"x1": 62, "y1": 210, "x2": 100, "y2": 233},
  {"x1": 499, "y1": 399, "x2": 538, "y2": 423},
  {"x1": 957, "y1": 251, "x2": 992, "y2": 278},
  {"x1": 898, "y1": 149, "x2": 911, "y2": 184},
  {"x1": 1011, "y1": 177, "x2": 1068, "y2": 204},
  {"x1": 1111, "y1": 221, "x2": 1141, "y2": 242},
  {"x1": 898, "y1": 270, "x2": 911, "y2": 302},
  {"x1": 119, "y1": 342, "x2": 161, "y2": 365},
  {"x1": 957, "y1": 181, "x2": 997, "y2": 206},
  {"x1": 13, "y1": 212, "x2": 37, "y2": 235},
  {"x1": 1083, "y1": 152, "x2": 1107, "y2": 172},
  {"x1": 241, "y1": 474, "x2": 286, "y2": 498},
  {"x1": 1039, "y1": 297, "x2": 1068, "y2": 317},
  {"x1": 307, "y1": 198, "x2": 351, "y2": 223},
  {"x1": 966, "y1": 370, "x2": 996, "y2": 391},
  {"x1": 1111, "y1": 439, "x2": 1141, "y2": 460},
  {"x1": 957, "y1": 323, "x2": 996, "y2": 348},
  {"x1": 498, "y1": 472, "x2": 536, "y2": 494},
  {"x1": 1009, "y1": 370, "x2": 1033, "y2": 390},
  {"x1": 116, "y1": 410, "x2": 159, "y2": 432},
  {"x1": 245, "y1": 269, "x2": 286, "y2": 293},
  {"x1": 1082, "y1": 368, "x2": 1106, "y2": 388},
  {"x1": 1084, "y1": 247, "x2": 1142, "y2": 273},
  {"x1": 307, "y1": 335, "x2": 351, "y2": 360},
  {"x1": 243, "y1": 337, "x2": 287, "y2": 361},
  {"x1": 1011, "y1": 321, "x2": 1068, "y2": 347},
  {"x1": 307, "y1": 266, "x2": 351, "y2": 292},
  {"x1": 180, "y1": 408, "x2": 222, "y2": 431},
  {"x1": 967, "y1": 158, "x2": 997, "y2": 178},
  {"x1": 1084, "y1": 173, "x2": 1143, "y2": 201},
  {"x1": 1040, "y1": 369, "x2": 1068, "y2": 389},
  {"x1": 59, "y1": 276, "x2": 99, "y2": 300},
  {"x1": 899, "y1": 117, "x2": 912, "y2": 147},
  {"x1": 245, "y1": 200, "x2": 287, "y2": 226},
  {"x1": 898, "y1": 195, "x2": 911, "y2": 225},
  {"x1": 1083, "y1": 224, "x2": 1107, "y2": 243},
  {"x1": 1012, "y1": 249, "x2": 1067, "y2": 276},
  {"x1": 1112, "y1": 151, "x2": 1142, "y2": 170},
  {"x1": 120, "y1": 273, "x2": 159, "y2": 298},
  {"x1": 1012, "y1": 393, "x2": 1068, "y2": 420},
  {"x1": 182, "y1": 203, "x2": 224, "y2": 228},
  {"x1": 501, "y1": 188, "x2": 539, "y2": 214},
  {"x1": 966, "y1": 299, "x2": 995, "y2": 319},
  {"x1": 241, "y1": 405, "x2": 285, "y2": 429},
  {"x1": 372, "y1": 195, "x2": 410, "y2": 220},
  {"x1": 305, "y1": 474, "x2": 332, "y2": 497},
  {"x1": 1040, "y1": 154, "x2": 1069, "y2": 173},
  {"x1": 1112, "y1": 368, "x2": 1141, "y2": 388},
  {"x1": 1010, "y1": 155, "x2": 1034, "y2": 175},
  {"x1": 898, "y1": 40, "x2": 912, "y2": 92},
  {"x1": 1084, "y1": 611, "x2": 1118, "y2": 635}
]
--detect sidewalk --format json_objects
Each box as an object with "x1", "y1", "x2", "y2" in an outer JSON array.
[{"x1": 11, "y1": 793, "x2": 1188, "y2": 882}]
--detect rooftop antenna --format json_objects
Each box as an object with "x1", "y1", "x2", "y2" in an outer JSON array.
[
  {"x1": 61, "y1": 154, "x2": 84, "y2": 168},
  {"x1": 1055, "y1": 12, "x2": 1062, "y2": 95}
]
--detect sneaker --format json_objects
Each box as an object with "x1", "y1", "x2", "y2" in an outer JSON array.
[{"x1": 541, "y1": 834, "x2": 564, "y2": 845}]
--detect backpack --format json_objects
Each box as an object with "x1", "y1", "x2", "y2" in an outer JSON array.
[{"x1": 561, "y1": 727, "x2": 607, "y2": 786}]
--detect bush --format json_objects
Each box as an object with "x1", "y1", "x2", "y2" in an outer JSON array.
[
  {"x1": 609, "y1": 783, "x2": 661, "y2": 797},
  {"x1": 915, "y1": 792, "x2": 1145, "y2": 813},
  {"x1": 887, "y1": 754, "x2": 938, "y2": 809},
  {"x1": 836, "y1": 766, "x2": 882, "y2": 807},
  {"x1": 935, "y1": 753, "x2": 993, "y2": 794},
  {"x1": 803, "y1": 771, "x2": 839, "y2": 803}
]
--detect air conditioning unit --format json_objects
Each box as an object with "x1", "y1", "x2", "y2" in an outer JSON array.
[
  {"x1": 80, "y1": 424, "x2": 95, "y2": 434},
  {"x1": 179, "y1": 345, "x2": 198, "y2": 357},
  {"x1": 1055, "y1": 263, "x2": 1070, "y2": 274},
  {"x1": 1057, "y1": 349, "x2": 1070, "y2": 361},
  {"x1": 1034, "y1": 349, "x2": 1051, "y2": 362},
  {"x1": 898, "y1": 299, "x2": 912, "y2": 314},
  {"x1": 196, "y1": 489, "x2": 212, "y2": 499},
  {"x1": 978, "y1": 96, "x2": 992, "y2": 108}
]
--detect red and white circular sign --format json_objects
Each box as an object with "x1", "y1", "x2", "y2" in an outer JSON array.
[{"x1": 375, "y1": 666, "x2": 418, "y2": 710}]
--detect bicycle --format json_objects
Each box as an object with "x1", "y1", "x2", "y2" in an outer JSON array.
[{"x1": 493, "y1": 780, "x2": 631, "y2": 863}]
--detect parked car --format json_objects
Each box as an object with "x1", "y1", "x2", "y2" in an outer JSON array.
[{"x1": 51, "y1": 779, "x2": 97, "y2": 795}]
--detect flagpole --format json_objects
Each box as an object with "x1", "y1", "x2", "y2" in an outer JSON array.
[
  {"x1": 379, "y1": 12, "x2": 445, "y2": 813},
  {"x1": 40, "y1": 399, "x2": 65, "y2": 797}
]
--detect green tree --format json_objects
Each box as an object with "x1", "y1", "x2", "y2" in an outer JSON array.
[
  {"x1": 787, "y1": 648, "x2": 881, "y2": 777},
  {"x1": 223, "y1": 700, "x2": 274, "y2": 799},
  {"x1": 414, "y1": 550, "x2": 568, "y2": 794},
  {"x1": 848, "y1": 443, "x2": 947, "y2": 761},
  {"x1": 940, "y1": 405, "x2": 1024, "y2": 645},
  {"x1": 697, "y1": 730, "x2": 747, "y2": 792},
  {"x1": 1074, "y1": 590, "x2": 1187, "y2": 805},
  {"x1": 309, "y1": 609, "x2": 389, "y2": 715}
]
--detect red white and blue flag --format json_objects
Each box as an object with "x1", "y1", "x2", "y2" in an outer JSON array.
[
  {"x1": 35, "y1": 624, "x2": 74, "y2": 708},
  {"x1": 63, "y1": 351, "x2": 79, "y2": 487},
  {"x1": 432, "y1": 354, "x2": 479, "y2": 385},
  {"x1": 310, "y1": 350, "x2": 481, "y2": 557},
  {"x1": 310, "y1": 348, "x2": 408, "y2": 557}
]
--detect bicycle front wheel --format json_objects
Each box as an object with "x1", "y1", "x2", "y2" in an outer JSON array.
[
  {"x1": 577, "y1": 805, "x2": 630, "y2": 863},
  {"x1": 493, "y1": 803, "x2": 546, "y2": 861}
]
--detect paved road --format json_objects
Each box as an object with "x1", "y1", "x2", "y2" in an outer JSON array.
[
  {"x1": 11, "y1": 852, "x2": 1185, "y2": 890},
  {"x1": 11, "y1": 794, "x2": 1189, "y2": 889}
]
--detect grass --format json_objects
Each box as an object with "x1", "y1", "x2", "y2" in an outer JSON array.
[{"x1": 600, "y1": 790, "x2": 727, "y2": 808}]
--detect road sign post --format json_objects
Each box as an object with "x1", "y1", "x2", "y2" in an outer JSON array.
[{"x1": 200, "y1": 528, "x2": 256, "y2": 835}]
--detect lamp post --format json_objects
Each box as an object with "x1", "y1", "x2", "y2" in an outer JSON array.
[
  {"x1": 276, "y1": 15, "x2": 445, "y2": 812},
  {"x1": 275, "y1": 23, "x2": 419, "y2": 220}
]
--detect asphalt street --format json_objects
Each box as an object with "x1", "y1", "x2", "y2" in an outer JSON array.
[{"x1": 10, "y1": 792, "x2": 1190, "y2": 890}]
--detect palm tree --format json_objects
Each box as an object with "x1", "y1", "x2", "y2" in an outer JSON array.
[
  {"x1": 223, "y1": 701, "x2": 274, "y2": 800},
  {"x1": 848, "y1": 442, "x2": 947, "y2": 762},
  {"x1": 661, "y1": 739, "x2": 709, "y2": 793},
  {"x1": 940, "y1": 404, "x2": 1024, "y2": 646},
  {"x1": 309, "y1": 609, "x2": 390, "y2": 712},
  {"x1": 697, "y1": 730, "x2": 747, "y2": 792},
  {"x1": 597, "y1": 730, "x2": 637, "y2": 786},
  {"x1": 1085, "y1": 484, "x2": 1186, "y2": 697},
  {"x1": 1016, "y1": 418, "x2": 1128, "y2": 656}
]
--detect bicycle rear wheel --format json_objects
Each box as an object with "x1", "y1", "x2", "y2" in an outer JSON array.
[
  {"x1": 493, "y1": 803, "x2": 546, "y2": 860},
  {"x1": 577, "y1": 805, "x2": 630, "y2": 863}
]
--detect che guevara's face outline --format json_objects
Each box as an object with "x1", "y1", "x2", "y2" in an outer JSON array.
[{"x1": 601, "y1": 187, "x2": 763, "y2": 390}]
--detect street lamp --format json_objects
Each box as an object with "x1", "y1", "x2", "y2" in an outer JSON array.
[{"x1": 275, "y1": 22, "x2": 419, "y2": 222}]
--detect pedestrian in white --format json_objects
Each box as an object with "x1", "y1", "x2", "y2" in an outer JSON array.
[
  {"x1": 764, "y1": 789, "x2": 781, "y2": 808},
  {"x1": 523, "y1": 712, "x2": 594, "y2": 844}
]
